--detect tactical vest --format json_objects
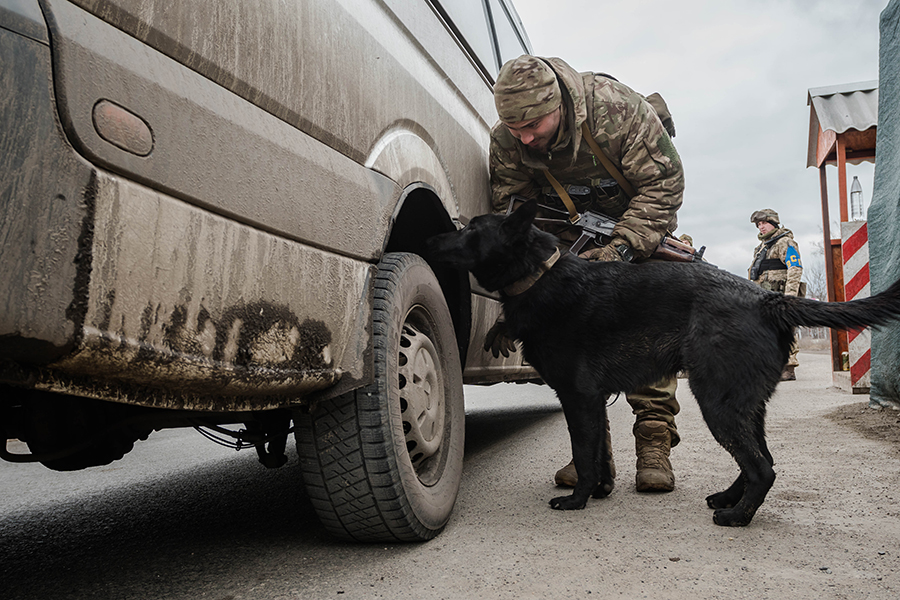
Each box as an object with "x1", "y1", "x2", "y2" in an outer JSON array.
[{"x1": 749, "y1": 233, "x2": 788, "y2": 281}]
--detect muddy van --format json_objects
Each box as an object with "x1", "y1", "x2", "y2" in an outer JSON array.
[{"x1": 0, "y1": 0, "x2": 534, "y2": 542}]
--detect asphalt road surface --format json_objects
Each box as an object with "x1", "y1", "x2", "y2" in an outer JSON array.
[{"x1": 1, "y1": 351, "x2": 898, "y2": 600}]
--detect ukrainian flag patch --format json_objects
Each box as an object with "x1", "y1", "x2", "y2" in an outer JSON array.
[{"x1": 785, "y1": 246, "x2": 801, "y2": 268}]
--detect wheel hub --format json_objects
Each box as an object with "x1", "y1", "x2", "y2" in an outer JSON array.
[{"x1": 398, "y1": 320, "x2": 445, "y2": 474}]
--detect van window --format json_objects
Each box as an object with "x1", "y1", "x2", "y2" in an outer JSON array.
[
  {"x1": 433, "y1": 0, "x2": 530, "y2": 80},
  {"x1": 488, "y1": 0, "x2": 530, "y2": 64},
  {"x1": 434, "y1": 0, "x2": 498, "y2": 78}
]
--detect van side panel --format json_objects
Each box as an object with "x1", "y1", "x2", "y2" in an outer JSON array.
[
  {"x1": 52, "y1": 0, "x2": 498, "y2": 244},
  {"x1": 44, "y1": 0, "x2": 397, "y2": 261},
  {"x1": 24, "y1": 0, "x2": 535, "y2": 397},
  {"x1": 43, "y1": 172, "x2": 375, "y2": 411}
]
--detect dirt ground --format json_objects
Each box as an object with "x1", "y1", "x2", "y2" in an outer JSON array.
[
  {"x1": 418, "y1": 350, "x2": 900, "y2": 600},
  {"x1": 827, "y1": 401, "x2": 900, "y2": 455}
]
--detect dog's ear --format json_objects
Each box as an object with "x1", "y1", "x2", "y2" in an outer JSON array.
[{"x1": 501, "y1": 198, "x2": 538, "y2": 238}]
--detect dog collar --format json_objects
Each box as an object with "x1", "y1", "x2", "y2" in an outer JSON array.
[{"x1": 502, "y1": 248, "x2": 561, "y2": 296}]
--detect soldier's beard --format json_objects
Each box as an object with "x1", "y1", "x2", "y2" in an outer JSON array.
[
  {"x1": 529, "y1": 120, "x2": 564, "y2": 154},
  {"x1": 527, "y1": 139, "x2": 551, "y2": 152},
  {"x1": 526, "y1": 128, "x2": 559, "y2": 153}
]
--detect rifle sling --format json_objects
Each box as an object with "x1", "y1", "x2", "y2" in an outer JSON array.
[
  {"x1": 542, "y1": 122, "x2": 638, "y2": 224},
  {"x1": 579, "y1": 122, "x2": 638, "y2": 199},
  {"x1": 541, "y1": 169, "x2": 581, "y2": 223}
]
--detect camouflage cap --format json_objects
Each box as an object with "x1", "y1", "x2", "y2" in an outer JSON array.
[
  {"x1": 494, "y1": 55, "x2": 562, "y2": 123},
  {"x1": 750, "y1": 209, "x2": 780, "y2": 226}
]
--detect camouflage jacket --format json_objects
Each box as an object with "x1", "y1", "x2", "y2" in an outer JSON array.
[
  {"x1": 748, "y1": 227, "x2": 803, "y2": 296},
  {"x1": 489, "y1": 57, "x2": 684, "y2": 258}
]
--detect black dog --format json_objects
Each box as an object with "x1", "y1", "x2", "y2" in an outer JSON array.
[{"x1": 427, "y1": 199, "x2": 900, "y2": 526}]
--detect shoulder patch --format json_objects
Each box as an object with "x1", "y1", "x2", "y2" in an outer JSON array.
[
  {"x1": 784, "y1": 246, "x2": 801, "y2": 268},
  {"x1": 657, "y1": 134, "x2": 680, "y2": 167}
]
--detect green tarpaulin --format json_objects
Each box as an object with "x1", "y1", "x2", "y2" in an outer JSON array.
[{"x1": 868, "y1": 0, "x2": 900, "y2": 409}]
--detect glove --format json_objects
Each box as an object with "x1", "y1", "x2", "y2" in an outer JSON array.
[
  {"x1": 578, "y1": 245, "x2": 622, "y2": 262},
  {"x1": 484, "y1": 319, "x2": 518, "y2": 358}
]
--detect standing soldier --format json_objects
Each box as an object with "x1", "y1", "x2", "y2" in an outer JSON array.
[
  {"x1": 749, "y1": 209, "x2": 804, "y2": 380},
  {"x1": 486, "y1": 55, "x2": 685, "y2": 494}
]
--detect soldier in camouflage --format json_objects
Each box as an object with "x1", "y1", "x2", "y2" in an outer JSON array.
[
  {"x1": 749, "y1": 209, "x2": 804, "y2": 380},
  {"x1": 488, "y1": 55, "x2": 685, "y2": 494}
]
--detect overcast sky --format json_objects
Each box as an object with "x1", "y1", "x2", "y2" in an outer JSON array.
[{"x1": 509, "y1": 0, "x2": 884, "y2": 278}]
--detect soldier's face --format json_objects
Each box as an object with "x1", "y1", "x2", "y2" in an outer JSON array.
[
  {"x1": 504, "y1": 107, "x2": 561, "y2": 153},
  {"x1": 757, "y1": 221, "x2": 775, "y2": 235}
]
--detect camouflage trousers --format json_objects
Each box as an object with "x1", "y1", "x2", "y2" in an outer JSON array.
[
  {"x1": 787, "y1": 330, "x2": 800, "y2": 367},
  {"x1": 626, "y1": 375, "x2": 680, "y2": 447}
]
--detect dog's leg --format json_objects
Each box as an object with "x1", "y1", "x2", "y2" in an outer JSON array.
[
  {"x1": 713, "y1": 452, "x2": 775, "y2": 526},
  {"x1": 550, "y1": 391, "x2": 611, "y2": 510},
  {"x1": 706, "y1": 412, "x2": 774, "y2": 510},
  {"x1": 703, "y1": 415, "x2": 776, "y2": 526},
  {"x1": 689, "y1": 360, "x2": 778, "y2": 525},
  {"x1": 706, "y1": 474, "x2": 744, "y2": 510},
  {"x1": 591, "y1": 409, "x2": 615, "y2": 500}
]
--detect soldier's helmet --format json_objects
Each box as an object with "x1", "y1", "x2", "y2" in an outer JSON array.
[
  {"x1": 494, "y1": 55, "x2": 561, "y2": 124},
  {"x1": 750, "y1": 209, "x2": 780, "y2": 226}
]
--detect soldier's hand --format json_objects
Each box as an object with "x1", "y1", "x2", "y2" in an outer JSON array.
[
  {"x1": 578, "y1": 245, "x2": 622, "y2": 262},
  {"x1": 484, "y1": 320, "x2": 517, "y2": 358}
]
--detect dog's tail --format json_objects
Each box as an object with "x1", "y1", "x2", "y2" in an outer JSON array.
[{"x1": 765, "y1": 277, "x2": 900, "y2": 331}]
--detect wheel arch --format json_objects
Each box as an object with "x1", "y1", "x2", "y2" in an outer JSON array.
[{"x1": 383, "y1": 184, "x2": 471, "y2": 367}]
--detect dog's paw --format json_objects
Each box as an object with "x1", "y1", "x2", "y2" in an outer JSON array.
[
  {"x1": 712, "y1": 507, "x2": 753, "y2": 527},
  {"x1": 591, "y1": 480, "x2": 615, "y2": 499},
  {"x1": 706, "y1": 490, "x2": 739, "y2": 510},
  {"x1": 549, "y1": 495, "x2": 587, "y2": 510}
]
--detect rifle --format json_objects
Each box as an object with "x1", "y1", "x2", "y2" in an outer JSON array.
[
  {"x1": 507, "y1": 194, "x2": 707, "y2": 264},
  {"x1": 651, "y1": 234, "x2": 706, "y2": 263}
]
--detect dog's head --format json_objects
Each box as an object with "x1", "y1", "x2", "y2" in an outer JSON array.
[{"x1": 426, "y1": 199, "x2": 550, "y2": 292}]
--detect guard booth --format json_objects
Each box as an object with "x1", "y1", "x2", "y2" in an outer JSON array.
[{"x1": 806, "y1": 81, "x2": 877, "y2": 393}]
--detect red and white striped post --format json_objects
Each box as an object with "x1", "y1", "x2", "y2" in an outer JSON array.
[{"x1": 840, "y1": 220, "x2": 871, "y2": 392}]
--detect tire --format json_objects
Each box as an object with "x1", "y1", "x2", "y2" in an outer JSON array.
[{"x1": 295, "y1": 253, "x2": 465, "y2": 542}]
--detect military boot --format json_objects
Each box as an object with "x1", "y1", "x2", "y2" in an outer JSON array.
[
  {"x1": 553, "y1": 457, "x2": 616, "y2": 495},
  {"x1": 780, "y1": 365, "x2": 796, "y2": 381},
  {"x1": 634, "y1": 420, "x2": 675, "y2": 492},
  {"x1": 554, "y1": 417, "x2": 615, "y2": 495}
]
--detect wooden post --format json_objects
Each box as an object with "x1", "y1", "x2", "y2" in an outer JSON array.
[
  {"x1": 819, "y1": 165, "x2": 844, "y2": 371},
  {"x1": 831, "y1": 240, "x2": 848, "y2": 371},
  {"x1": 819, "y1": 165, "x2": 834, "y2": 302},
  {"x1": 836, "y1": 137, "x2": 849, "y2": 222}
]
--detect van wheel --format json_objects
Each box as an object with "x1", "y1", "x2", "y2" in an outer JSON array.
[{"x1": 295, "y1": 253, "x2": 465, "y2": 542}]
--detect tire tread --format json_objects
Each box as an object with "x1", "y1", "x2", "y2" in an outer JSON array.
[{"x1": 296, "y1": 253, "x2": 458, "y2": 542}]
